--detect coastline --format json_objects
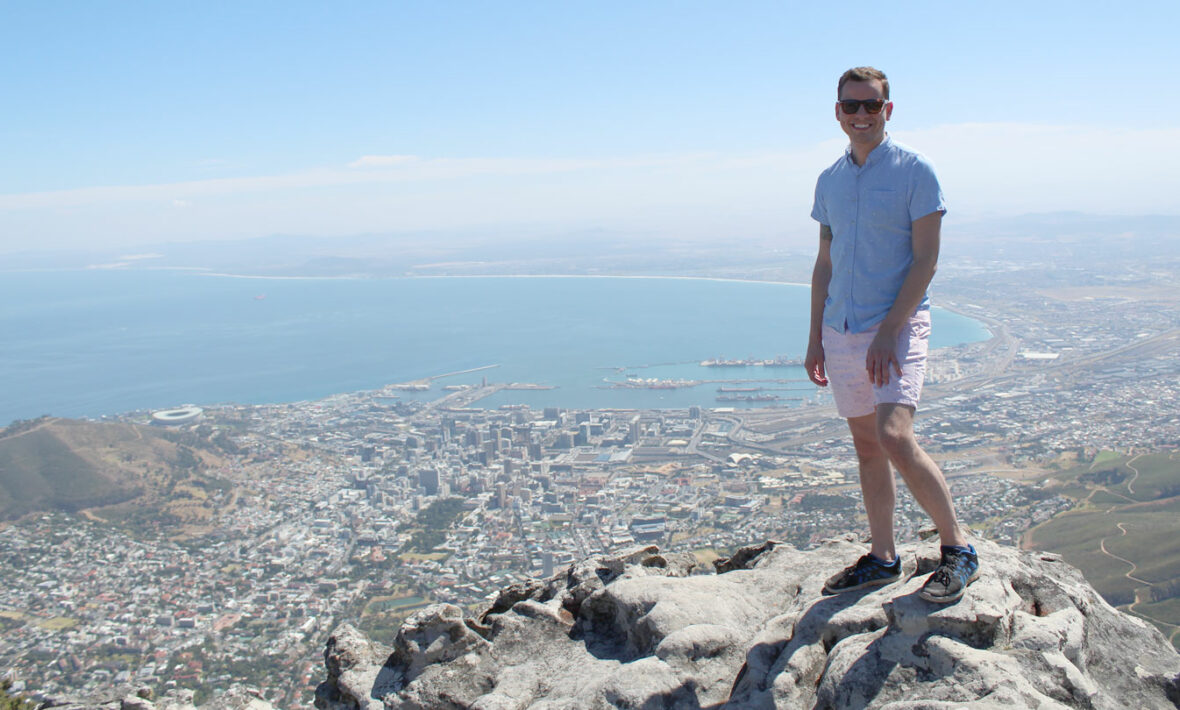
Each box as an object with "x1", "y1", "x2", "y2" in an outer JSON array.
[
  {"x1": 934, "y1": 301, "x2": 1001, "y2": 341},
  {"x1": 197, "y1": 270, "x2": 812, "y2": 288},
  {"x1": 0, "y1": 269, "x2": 987, "y2": 424},
  {"x1": 2, "y1": 264, "x2": 812, "y2": 288}
]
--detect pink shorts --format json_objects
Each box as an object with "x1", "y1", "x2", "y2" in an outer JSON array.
[{"x1": 822, "y1": 311, "x2": 930, "y2": 418}]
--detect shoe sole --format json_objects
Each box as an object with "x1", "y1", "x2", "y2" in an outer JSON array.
[
  {"x1": 918, "y1": 568, "x2": 980, "y2": 603},
  {"x1": 823, "y1": 574, "x2": 902, "y2": 595},
  {"x1": 822, "y1": 558, "x2": 917, "y2": 595}
]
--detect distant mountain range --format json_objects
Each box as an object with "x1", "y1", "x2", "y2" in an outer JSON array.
[
  {"x1": 8, "y1": 212, "x2": 1176, "y2": 279},
  {"x1": 948, "y1": 211, "x2": 1180, "y2": 264}
]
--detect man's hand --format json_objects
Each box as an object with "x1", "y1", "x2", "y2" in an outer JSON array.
[
  {"x1": 866, "y1": 328, "x2": 902, "y2": 386},
  {"x1": 805, "y1": 338, "x2": 828, "y2": 387},
  {"x1": 863, "y1": 210, "x2": 940, "y2": 387},
  {"x1": 807, "y1": 228, "x2": 833, "y2": 387}
]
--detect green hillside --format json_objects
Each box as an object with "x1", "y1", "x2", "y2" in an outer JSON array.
[
  {"x1": 0, "y1": 417, "x2": 227, "y2": 525},
  {"x1": 0, "y1": 419, "x2": 131, "y2": 517},
  {"x1": 1027, "y1": 450, "x2": 1180, "y2": 649}
]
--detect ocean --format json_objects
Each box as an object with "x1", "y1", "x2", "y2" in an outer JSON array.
[{"x1": 0, "y1": 270, "x2": 990, "y2": 424}]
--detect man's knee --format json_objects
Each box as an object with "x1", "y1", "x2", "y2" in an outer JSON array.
[
  {"x1": 854, "y1": 448, "x2": 889, "y2": 473},
  {"x1": 875, "y1": 405, "x2": 918, "y2": 459},
  {"x1": 847, "y1": 414, "x2": 888, "y2": 469}
]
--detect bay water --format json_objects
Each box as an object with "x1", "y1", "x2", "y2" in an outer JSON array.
[{"x1": 0, "y1": 270, "x2": 990, "y2": 424}]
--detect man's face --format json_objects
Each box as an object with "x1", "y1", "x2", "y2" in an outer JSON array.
[{"x1": 836, "y1": 79, "x2": 892, "y2": 148}]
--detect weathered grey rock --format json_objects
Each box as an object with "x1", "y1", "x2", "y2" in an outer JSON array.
[
  {"x1": 120, "y1": 696, "x2": 155, "y2": 710},
  {"x1": 714, "y1": 539, "x2": 780, "y2": 573},
  {"x1": 316, "y1": 621, "x2": 397, "y2": 710},
  {"x1": 317, "y1": 540, "x2": 1180, "y2": 709}
]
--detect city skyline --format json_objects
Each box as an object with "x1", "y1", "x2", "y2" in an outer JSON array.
[{"x1": 3, "y1": 1, "x2": 1179, "y2": 254}]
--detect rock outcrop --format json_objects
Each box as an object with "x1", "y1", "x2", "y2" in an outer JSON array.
[{"x1": 316, "y1": 538, "x2": 1180, "y2": 709}]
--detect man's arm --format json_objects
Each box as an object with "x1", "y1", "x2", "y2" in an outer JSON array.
[
  {"x1": 805, "y1": 224, "x2": 833, "y2": 387},
  {"x1": 865, "y1": 210, "x2": 942, "y2": 386}
]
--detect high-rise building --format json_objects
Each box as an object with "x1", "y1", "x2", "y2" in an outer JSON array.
[
  {"x1": 627, "y1": 416, "x2": 642, "y2": 445},
  {"x1": 418, "y1": 468, "x2": 440, "y2": 496}
]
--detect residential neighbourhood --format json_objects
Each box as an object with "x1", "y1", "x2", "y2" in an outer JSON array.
[{"x1": 1, "y1": 254, "x2": 1177, "y2": 707}]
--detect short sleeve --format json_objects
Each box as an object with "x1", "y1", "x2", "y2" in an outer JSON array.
[
  {"x1": 907, "y1": 156, "x2": 946, "y2": 221},
  {"x1": 811, "y1": 175, "x2": 829, "y2": 225}
]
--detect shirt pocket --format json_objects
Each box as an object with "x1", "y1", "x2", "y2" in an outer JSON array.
[{"x1": 864, "y1": 189, "x2": 908, "y2": 226}]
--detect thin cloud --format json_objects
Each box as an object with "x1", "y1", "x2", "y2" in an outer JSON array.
[
  {"x1": 348, "y1": 155, "x2": 419, "y2": 168},
  {"x1": 1, "y1": 123, "x2": 1175, "y2": 227},
  {"x1": 0, "y1": 153, "x2": 739, "y2": 211}
]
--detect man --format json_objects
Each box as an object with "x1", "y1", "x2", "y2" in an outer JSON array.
[{"x1": 806, "y1": 66, "x2": 978, "y2": 603}]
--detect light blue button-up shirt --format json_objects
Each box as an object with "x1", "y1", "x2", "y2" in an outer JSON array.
[{"x1": 811, "y1": 136, "x2": 946, "y2": 334}]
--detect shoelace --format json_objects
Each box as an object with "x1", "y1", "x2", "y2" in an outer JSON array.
[
  {"x1": 929, "y1": 567, "x2": 952, "y2": 587},
  {"x1": 930, "y1": 554, "x2": 967, "y2": 587}
]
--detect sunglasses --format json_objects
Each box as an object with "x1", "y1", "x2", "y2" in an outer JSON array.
[{"x1": 839, "y1": 99, "x2": 887, "y2": 115}]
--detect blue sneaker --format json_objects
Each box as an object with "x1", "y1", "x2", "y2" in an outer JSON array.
[
  {"x1": 920, "y1": 545, "x2": 979, "y2": 603},
  {"x1": 823, "y1": 554, "x2": 902, "y2": 594}
]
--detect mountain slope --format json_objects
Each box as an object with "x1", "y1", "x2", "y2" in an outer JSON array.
[{"x1": 0, "y1": 418, "x2": 224, "y2": 522}]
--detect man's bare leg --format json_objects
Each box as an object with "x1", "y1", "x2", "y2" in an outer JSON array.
[
  {"x1": 847, "y1": 413, "x2": 898, "y2": 562},
  {"x1": 874, "y1": 403, "x2": 968, "y2": 549}
]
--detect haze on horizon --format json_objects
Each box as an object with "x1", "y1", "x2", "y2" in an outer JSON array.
[{"x1": 2, "y1": 1, "x2": 1178, "y2": 256}]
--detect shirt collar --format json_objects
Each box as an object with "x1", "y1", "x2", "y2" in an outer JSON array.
[{"x1": 844, "y1": 134, "x2": 893, "y2": 167}]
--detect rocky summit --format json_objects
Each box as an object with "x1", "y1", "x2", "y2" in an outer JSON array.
[{"x1": 315, "y1": 538, "x2": 1180, "y2": 709}]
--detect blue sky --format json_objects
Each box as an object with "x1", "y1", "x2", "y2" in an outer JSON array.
[{"x1": 2, "y1": 1, "x2": 1178, "y2": 254}]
